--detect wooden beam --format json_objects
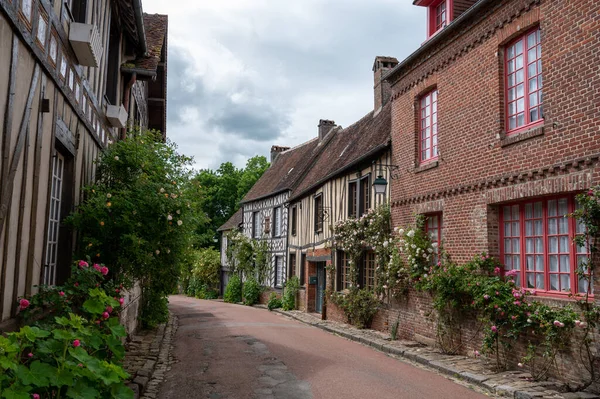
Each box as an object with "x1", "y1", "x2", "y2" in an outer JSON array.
[
  {"x1": 26, "y1": 75, "x2": 47, "y2": 296},
  {"x1": 0, "y1": 64, "x2": 40, "y2": 232}
]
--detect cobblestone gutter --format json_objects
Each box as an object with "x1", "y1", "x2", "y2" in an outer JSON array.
[
  {"x1": 269, "y1": 308, "x2": 599, "y2": 399},
  {"x1": 123, "y1": 314, "x2": 178, "y2": 399}
]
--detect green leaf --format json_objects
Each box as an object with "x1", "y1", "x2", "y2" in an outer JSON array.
[
  {"x1": 53, "y1": 329, "x2": 74, "y2": 341},
  {"x1": 20, "y1": 326, "x2": 50, "y2": 341},
  {"x1": 109, "y1": 324, "x2": 126, "y2": 338},
  {"x1": 57, "y1": 368, "x2": 75, "y2": 386},
  {"x1": 68, "y1": 347, "x2": 94, "y2": 364},
  {"x1": 14, "y1": 361, "x2": 55, "y2": 387},
  {"x1": 66, "y1": 380, "x2": 100, "y2": 399},
  {"x1": 86, "y1": 334, "x2": 104, "y2": 351},
  {"x1": 83, "y1": 299, "x2": 105, "y2": 314},
  {"x1": 37, "y1": 338, "x2": 64, "y2": 355},
  {"x1": 111, "y1": 383, "x2": 135, "y2": 399},
  {"x1": 106, "y1": 336, "x2": 125, "y2": 359},
  {"x1": 0, "y1": 356, "x2": 18, "y2": 371},
  {"x1": 1, "y1": 387, "x2": 31, "y2": 399}
]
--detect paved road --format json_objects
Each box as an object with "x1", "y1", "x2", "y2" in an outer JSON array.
[{"x1": 157, "y1": 295, "x2": 487, "y2": 399}]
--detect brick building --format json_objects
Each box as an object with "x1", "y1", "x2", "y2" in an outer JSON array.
[{"x1": 377, "y1": 0, "x2": 599, "y2": 383}]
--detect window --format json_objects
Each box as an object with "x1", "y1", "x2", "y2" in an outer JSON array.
[
  {"x1": 420, "y1": 89, "x2": 438, "y2": 163},
  {"x1": 275, "y1": 256, "x2": 284, "y2": 288},
  {"x1": 505, "y1": 28, "x2": 543, "y2": 133},
  {"x1": 500, "y1": 196, "x2": 591, "y2": 295},
  {"x1": 252, "y1": 211, "x2": 261, "y2": 238},
  {"x1": 314, "y1": 194, "x2": 323, "y2": 233},
  {"x1": 349, "y1": 175, "x2": 371, "y2": 218},
  {"x1": 59, "y1": 51, "x2": 67, "y2": 80},
  {"x1": 427, "y1": 0, "x2": 451, "y2": 37},
  {"x1": 36, "y1": 11, "x2": 48, "y2": 47},
  {"x1": 68, "y1": 68, "x2": 74, "y2": 91},
  {"x1": 289, "y1": 253, "x2": 296, "y2": 278},
  {"x1": 363, "y1": 252, "x2": 376, "y2": 291},
  {"x1": 348, "y1": 181, "x2": 357, "y2": 218},
  {"x1": 273, "y1": 207, "x2": 281, "y2": 237},
  {"x1": 75, "y1": 81, "x2": 81, "y2": 103},
  {"x1": 425, "y1": 214, "x2": 442, "y2": 265},
  {"x1": 49, "y1": 31, "x2": 58, "y2": 65},
  {"x1": 359, "y1": 175, "x2": 371, "y2": 216},
  {"x1": 44, "y1": 152, "x2": 65, "y2": 285},
  {"x1": 339, "y1": 251, "x2": 351, "y2": 290},
  {"x1": 67, "y1": 0, "x2": 87, "y2": 23},
  {"x1": 263, "y1": 216, "x2": 271, "y2": 235},
  {"x1": 291, "y1": 205, "x2": 297, "y2": 236},
  {"x1": 20, "y1": 0, "x2": 33, "y2": 26}
]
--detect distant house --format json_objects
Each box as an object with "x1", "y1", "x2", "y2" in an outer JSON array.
[
  {"x1": 239, "y1": 141, "x2": 329, "y2": 291},
  {"x1": 217, "y1": 208, "x2": 243, "y2": 295},
  {"x1": 0, "y1": 0, "x2": 168, "y2": 330}
]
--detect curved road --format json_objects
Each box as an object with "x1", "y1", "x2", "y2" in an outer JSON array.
[{"x1": 157, "y1": 295, "x2": 487, "y2": 399}]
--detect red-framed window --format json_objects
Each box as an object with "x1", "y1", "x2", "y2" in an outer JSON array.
[
  {"x1": 499, "y1": 196, "x2": 592, "y2": 296},
  {"x1": 363, "y1": 252, "x2": 376, "y2": 291},
  {"x1": 426, "y1": 0, "x2": 452, "y2": 38},
  {"x1": 425, "y1": 213, "x2": 442, "y2": 265},
  {"x1": 505, "y1": 28, "x2": 543, "y2": 134},
  {"x1": 420, "y1": 89, "x2": 438, "y2": 163}
]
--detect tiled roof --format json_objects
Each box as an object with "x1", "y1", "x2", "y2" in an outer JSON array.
[
  {"x1": 217, "y1": 208, "x2": 243, "y2": 232},
  {"x1": 290, "y1": 102, "x2": 391, "y2": 201},
  {"x1": 132, "y1": 14, "x2": 168, "y2": 73},
  {"x1": 241, "y1": 136, "x2": 328, "y2": 203}
]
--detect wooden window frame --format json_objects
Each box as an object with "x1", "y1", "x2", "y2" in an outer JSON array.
[
  {"x1": 359, "y1": 174, "x2": 371, "y2": 216},
  {"x1": 504, "y1": 27, "x2": 543, "y2": 135},
  {"x1": 274, "y1": 256, "x2": 284, "y2": 288},
  {"x1": 272, "y1": 206, "x2": 281, "y2": 237},
  {"x1": 498, "y1": 195, "x2": 592, "y2": 298},
  {"x1": 424, "y1": 213, "x2": 442, "y2": 265},
  {"x1": 314, "y1": 194, "x2": 323, "y2": 233},
  {"x1": 252, "y1": 211, "x2": 260, "y2": 238},
  {"x1": 291, "y1": 205, "x2": 297, "y2": 236},
  {"x1": 338, "y1": 251, "x2": 351, "y2": 291},
  {"x1": 363, "y1": 251, "x2": 376, "y2": 291},
  {"x1": 19, "y1": 0, "x2": 34, "y2": 29},
  {"x1": 427, "y1": 0, "x2": 452, "y2": 38},
  {"x1": 419, "y1": 89, "x2": 439, "y2": 164},
  {"x1": 289, "y1": 253, "x2": 296, "y2": 279},
  {"x1": 300, "y1": 253, "x2": 306, "y2": 287},
  {"x1": 35, "y1": 8, "x2": 48, "y2": 49},
  {"x1": 348, "y1": 181, "x2": 358, "y2": 218},
  {"x1": 48, "y1": 29, "x2": 59, "y2": 66},
  {"x1": 59, "y1": 51, "x2": 67, "y2": 81}
]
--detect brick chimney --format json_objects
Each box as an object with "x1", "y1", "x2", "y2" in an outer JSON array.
[
  {"x1": 270, "y1": 145, "x2": 290, "y2": 162},
  {"x1": 373, "y1": 56, "x2": 399, "y2": 111},
  {"x1": 318, "y1": 119, "x2": 336, "y2": 141}
]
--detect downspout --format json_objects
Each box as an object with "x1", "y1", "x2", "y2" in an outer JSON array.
[
  {"x1": 121, "y1": 72, "x2": 137, "y2": 140},
  {"x1": 132, "y1": 0, "x2": 147, "y2": 55}
]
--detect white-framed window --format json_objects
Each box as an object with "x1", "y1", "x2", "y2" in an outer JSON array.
[
  {"x1": 275, "y1": 256, "x2": 284, "y2": 288},
  {"x1": 252, "y1": 211, "x2": 261, "y2": 238},
  {"x1": 273, "y1": 207, "x2": 281, "y2": 237},
  {"x1": 44, "y1": 152, "x2": 65, "y2": 286},
  {"x1": 36, "y1": 12, "x2": 48, "y2": 47},
  {"x1": 20, "y1": 0, "x2": 33, "y2": 25},
  {"x1": 59, "y1": 52, "x2": 67, "y2": 80},
  {"x1": 49, "y1": 32, "x2": 58, "y2": 65}
]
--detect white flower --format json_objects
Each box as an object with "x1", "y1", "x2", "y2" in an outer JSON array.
[
  {"x1": 407, "y1": 230, "x2": 415, "y2": 238},
  {"x1": 167, "y1": 215, "x2": 173, "y2": 221},
  {"x1": 424, "y1": 274, "x2": 428, "y2": 278},
  {"x1": 177, "y1": 220, "x2": 183, "y2": 226},
  {"x1": 431, "y1": 242, "x2": 439, "y2": 248},
  {"x1": 176, "y1": 210, "x2": 181, "y2": 215},
  {"x1": 394, "y1": 227, "x2": 399, "y2": 232},
  {"x1": 114, "y1": 156, "x2": 119, "y2": 161},
  {"x1": 159, "y1": 188, "x2": 165, "y2": 193},
  {"x1": 383, "y1": 241, "x2": 389, "y2": 248},
  {"x1": 399, "y1": 229, "x2": 404, "y2": 234},
  {"x1": 383, "y1": 285, "x2": 388, "y2": 289},
  {"x1": 517, "y1": 363, "x2": 523, "y2": 368},
  {"x1": 106, "y1": 193, "x2": 112, "y2": 199},
  {"x1": 527, "y1": 319, "x2": 532, "y2": 323},
  {"x1": 155, "y1": 250, "x2": 160, "y2": 255},
  {"x1": 411, "y1": 244, "x2": 417, "y2": 249},
  {"x1": 427, "y1": 248, "x2": 434, "y2": 253},
  {"x1": 167, "y1": 249, "x2": 171, "y2": 254}
]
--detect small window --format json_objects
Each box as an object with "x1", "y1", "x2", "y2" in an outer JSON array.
[
  {"x1": 68, "y1": 68, "x2": 74, "y2": 91},
  {"x1": 59, "y1": 52, "x2": 67, "y2": 80},
  {"x1": 263, "y1": 216, "x2": 271, "y2": 235},
  {"x1": 300, "y1": 253, "x2": 306, "y2": 287},
  {"x1": 339, "y1": 251, "x2": 351, "y2": 290},
  {"x1": 363, "y1": 252, "x2": 376, "y2": 290},
  {"x1": 291, "y1": 205, "x2": 297, "y2": 236},
  {"x1": 505, "y1": 28, "x2": 543, "y2": 133},
  {"x1": 49, "y1": 31, "x2": 58, "y2": 65},
  {"x1": 348, "y1": 181, "x2": 357, "y2": 218},
  {"x1": 314, "y1": 194, "x2": 323, "y2": 233},
  {"x1": 20, "y1": 0, "x2": 33, "y2": 26},
  {"x1": 252, "y1": 211, "x2": 261, "y2": 238},
  {"x1": 289, "y1": 253, "x2": 296, "y2": 278},
  {"x1": 67, "y1": 0, "x2": 87, "y2": 23},
  {"x1": 359, "y1": 175, "x2": 371, "y2": 216},
  {"x1": 36, "y1": 10, "x2": 48, "y2": 48},
  {"x1": 273, "y1": 207, "x2": 281, "y2": 237},
  {"x1": 419, "y1": 89, "x2": 438, "y2": 163},
  {"x1": 427, "y1": 0, "x2": 450, "y2": 37},
  {"x1": 425, "y1": 213, "x2": 442, "y2": 265},
  {"x1": 275, "y1": 256, "x2": 284, "y2": 288},
  {"x1": 75, "y1": 81, "x2": 80, "y2": 103},
  {"x1": 435, "y1": 1, "x2": 447, "y2": 31}
]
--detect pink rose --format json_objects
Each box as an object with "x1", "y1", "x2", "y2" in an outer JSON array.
[
  {"x1": 483, "y1": 295, "x2": 490, "y2": 300},
  {"x1": 553, "y1": 320, "x2": 564, "y2": 328},
  {"x1": 474, "y1": 350, "x2": 480, "y2": 357},
  {"x1": 511, "y1": 315, "x2": 517, "y2": 320},
  {"x1": 102, "y1": 312, "x2": 110, "y2": 319},
  {"x1": 100, "y1": 266, "x2": 109, "y2": 276},
  {"x1": 506, "y1": 269, "x2": 518, "y2": 277},
  {"x1": 93, "y1": 264, "x2": 102, "y2": 272},
  {"x1": 106, "y1": 306, "x2": 113, "y2": 313},
  {"x1": 119, "y1": 297, "x2": 125, "y2": 306},
  {"x1": 19, "y1": 299, "x2": 30, "y2": 310},
  {"x1": 491, "y1": 325, "x2": 498, "y2": 333},
  {"x1": 115, "y1": 288, "x2": 120, "y2": 293},
  {"x1": 28, "y1": 352, "x2": 33, "y2": 358},
  {"x1": 588, "y1": 190, "x2": 594, "y2": 196},
  {"x1": 33, "y1": 394, "x2": 40, "y2": 399},
  {"x1": 78, "y1": 260, "x2": 89, "y2": 268},
  {"x1": 494, "y1": 267, "x2": 501, "y2": 275},
  {"x1": 72, "y1": 339, "x2": 81, "y2": 347},
  {"x1": 74, "y1": 282, "x2": 79, "y2": 287},
  {"x1": 78, "y1": 363, "x2": 83, "y2": 367},
  {"x1": 59, "y1": 291, "x2": 65, "y2": 297}
]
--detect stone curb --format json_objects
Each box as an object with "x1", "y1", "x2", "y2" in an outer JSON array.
[
  {"x1": 267, "y1": 308, "x2": 599, "y2": 399},
  {"x1": 124, "y1": 314, "x2": 178, "y2": 399}
]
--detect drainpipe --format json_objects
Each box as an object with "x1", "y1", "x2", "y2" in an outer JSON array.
[{"x1": 121, "y1": 72, "x2": 137, "y2": 141}]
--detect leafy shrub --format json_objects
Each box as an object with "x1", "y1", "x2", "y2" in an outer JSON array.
[
  {"x1": 224, "y1": 275, "x2": 242, "y2": 303},
  {"x1": 331, "y1": 288, "x2": 379, "y2": 329},
  {"x1": 242, "y1": 277, "x2": 262, "y2": 306},
  {"x1": 267, "y1": 292, "x2": 282, "y2": 311},
  {"x1": 282, "y1": 276, "x2": 300, "y2": 311},
  {"x1": 2, "y1": 260, "x2": 132, "y2": 398}
]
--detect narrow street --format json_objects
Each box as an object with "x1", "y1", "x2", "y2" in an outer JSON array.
[{"x1": 157, "y1": 296, "x2": 488, "y2": 399}]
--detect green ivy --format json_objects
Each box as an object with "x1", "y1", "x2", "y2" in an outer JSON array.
[
  {"x1": 282, "y1": 276, "x2": 300, "y2": 311},
  {"x1": 242, "y1": 278, "x2": 262, "y2": 306}
]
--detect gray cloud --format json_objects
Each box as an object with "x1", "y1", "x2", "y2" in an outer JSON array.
[{"x1": 143, "y1": 0, "x2": 426, "y2": 169}]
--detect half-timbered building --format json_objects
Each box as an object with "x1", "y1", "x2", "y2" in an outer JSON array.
[
  {"x1": 288, "y1": 57, "x2": 396, "y2": 314},
  {"x1": 0, "y1": 0, "x2": 168, "y2": 329},
  {"x1": 217, "y1": 208, "x2": 243, "y2": 296}
]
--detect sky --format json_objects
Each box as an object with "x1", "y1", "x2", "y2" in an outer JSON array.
[{"x1": 142, "y1": 0, "x2": 426, "y2": 170}]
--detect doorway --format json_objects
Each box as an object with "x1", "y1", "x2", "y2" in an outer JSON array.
[{"x1": 316, "y1": 262, "x2": 326, "y2": 313}]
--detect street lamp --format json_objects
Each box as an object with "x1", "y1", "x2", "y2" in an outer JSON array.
[{"x1": 372, "y1": 162, "x2": 400, "y2": 195}]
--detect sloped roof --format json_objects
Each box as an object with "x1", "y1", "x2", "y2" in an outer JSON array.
[
  {"x1": 241, "y1": 136, "x2": 328, "y2": 203},
  {"x1": 128, "y1": 14, "x2": 168, "y2": 75},
  {"x1": 290, "y1": 102, "x2": 391, "y2": 201},
  {"x1": 217, "y1": 208, "x2": 243, "y2": 232}
]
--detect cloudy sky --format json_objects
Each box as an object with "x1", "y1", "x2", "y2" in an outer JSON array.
[{"x1": 142, "y1": 0, "x2": 426, "y2": 170}]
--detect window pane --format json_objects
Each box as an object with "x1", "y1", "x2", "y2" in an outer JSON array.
[
  {"x1": 517, "y1": 113, "x2": 525, "y2": 127},
  {"x1": 530, "y1": 108, "x2": 539, "y2": 122},
  {"x1": 525, "y1": 203, "x2": 533, "y2": 218},
  {"x1": 534, "y1": 220, "x2": 543, "y2": 235},
  {"x1": 515, "y1": 40, "x2": 523, "y2": 55},
  {"x1": 517, "y1": 97, "x2": 525, "y2": 112},
  {"x1": 536, "y1": 274, "x2": 544, "y2": 289},
  {"x1": 525, "y1": 221, "x2": 533, "y2": 236},
  {"x1": 558, "y1": 198, "x2": 568, "y2": 215},
  {"x1": 550, "y1": 274, "x2": 558, "y2": 291},
  {"x1": 512, "y1": 222, "x2": 520, "y2": 236},
  {"x1": 513, "y1": 255, "x2": 520, "y2": 270},
  {"x1": 549, "y1": 255, "x2": 558, "y2": 272},
  {"x1": 536, "y1": 255, "x2": 544, "y2": 271},
  {"x1": 528, "y1": 48, "x2": 536, "y2": 62},
  {"x1": 516, "y1": 69, "x2": 524, "y2": 84},
  {"x1": 549, "y1": 237, "x2": 558, "y2": 253},
  {"x1": 515, "y1": 55, "x2": 523, "y2": 69},
  {"x1": 512, "y1": 205, "x2": 520, "y2": 220},
  {"x1": 560, "y1": 275, "x2": 570, "y2": 291},
  {"x1": 560, "y1": 255, "x2": 570, "y2": 272},
  {"x1": 526, "y1": 238, "x2": 533, "y2": 253},
  {"x1": 527, "y1": 273, "x2": 535, "y2": 288},
  {"x1": 530, "y1": 93, "x2": 538, "y2": 107},
  {"x1": 535, "y1": 238, "x2": 543, "y2": 253}
]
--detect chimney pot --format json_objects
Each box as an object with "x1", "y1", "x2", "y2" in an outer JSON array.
[
  {"x1": 270, "y1": 145, "x2": 290, "y2": 162},
  {"x1": 373, "y1": 56, "x2": 399, "y2": 111},
  {"x1": 318, "y1": 119, "x2": 336, "y2": 141}
]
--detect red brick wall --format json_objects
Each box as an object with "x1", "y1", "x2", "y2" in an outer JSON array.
[
  {"x1": 259, "y1": 288, "x2": 280, "y2": 305},
  {"x1": 383, "y1": 0, "x2": 600, "y2": 386}
]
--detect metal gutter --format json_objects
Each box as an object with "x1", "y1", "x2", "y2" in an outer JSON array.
[
  {"x1": 120, "y1": 66, "x2": 157, "y2": 78},
  {"x1": 384, "y1": 0, "x2": 495, "y2": 84},
  {"x1": 132, "y1": 0, "x2": 147, "y2": 55}
]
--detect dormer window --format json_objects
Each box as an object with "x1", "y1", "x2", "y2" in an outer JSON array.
[
  {"x1": 434, "y1": 1, "x2": 447, "y2": 31},
  {"x1": 428, "y1": 0, "x2": 451, "y2": 37}
]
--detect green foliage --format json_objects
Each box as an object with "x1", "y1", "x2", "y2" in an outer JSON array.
[
  {"x1": 242, "y1": 278, "x2": 262, "y2": 306},
  {"x1": 184, "y1": 248, "x2": 221, "y2": 299},
  {"x1": 2, "y1": 261, "x2": 131, "y2": 398},
  {"x1": 395, "y1": 215, "x2": 438, "y2": 281},
  {"x1": 267, "y1": 292, "x2": 282, "y2": 311},
  {"x1": 282, "y1": 276, "x2": 300, "y2": 311},
  {"x1": 390, "y1": 316, "x2": 400, "y2": 341},
  {"x1": 223, "y1": 275, "x2": 242, "y2": 304},
  {"x1": 66, "y1": 130, "x2": 205, "y2": 329},
  {"x1": 194, "y1": 156, "x2": 269, "y2": 248},
  {"x1": 224, "y1": 231, "x2": 270, "y2": 284},
  {"x1": 330, "y1": 287, "x2": 380, "y2": 329}
]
